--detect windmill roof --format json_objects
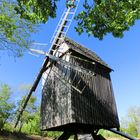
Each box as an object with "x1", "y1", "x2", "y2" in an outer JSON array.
[{"x1": 64, "y1": 37, "x2": 111, "y2": 70}]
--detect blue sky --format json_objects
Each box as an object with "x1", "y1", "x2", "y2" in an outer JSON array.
[{"x1": 0, "y1": 1, "x2": 140, "y2": 120}]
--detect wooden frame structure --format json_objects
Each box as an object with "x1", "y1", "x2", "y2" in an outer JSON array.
[{"x1": 41, "y1": 37, "x2": 120, "y2": 134}]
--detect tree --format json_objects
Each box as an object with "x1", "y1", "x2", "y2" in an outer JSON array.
[
  {"x1": 16, "y1": 0, "x2": 140, "y2": 40},
  {"x1": 15, "y1": 0, "x2": 57, "y2": 24},
  {"x1": 16, "y1": 95, "x2": 37, "y2": 133},
  {"x1": 121, "y1": 106, "x2": 140, "y2": 137},
  {"x1": 0, "y1": 83, "x2": 15, "y2": 131},
  {"x1": 126, "y1": 122, "x2": 138, "y2": 137},
  {"x1": 127, "y1": 107, "x2": 140, "y2": 136},
  {"x1": 0, "y1": 0, "x2": 36, "y2": 57},
  {"x1": 75, "y1": 0, "x2": 140, "y2": 39},
  {"x1": 24, "y1": 106, "x2": 41, "y2": 135}
]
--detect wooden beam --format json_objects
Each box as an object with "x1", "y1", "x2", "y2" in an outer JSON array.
[{"x1": 56, "y1": 132, "x2": 72, "y2": 140}]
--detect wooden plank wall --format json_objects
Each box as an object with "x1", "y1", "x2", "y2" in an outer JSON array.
[
  {"x1": 41, "y1": 51, "x2": 120, "y2": 131},
  {"x1": 41, "y1": 53, "x2": 74, "y2": 130},
  {"x1": 70, "y1": 52, "x2": 120, "y2": 129}
]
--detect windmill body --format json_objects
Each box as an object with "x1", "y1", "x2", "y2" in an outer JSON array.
[{"x1": 41, "y1": 37, "x2": 120, "y2": 133}]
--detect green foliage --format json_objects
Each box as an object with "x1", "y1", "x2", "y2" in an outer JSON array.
[
  {"x1": 46, "y1": 131, "x2": 62, "y2": 138},
  {"x1": 16, "y1": 95, "x2": 37, "y2": 133},
  {"x1": 99, "y1": 129, "x2": 121, "y2": 138},
  {"x1": 15, "y1": 0, "x2": 140, "y2": 40},
  {"x1": 19, "y1": 106, "x2": 41, "y2": 135},
  {"x1": 0, "y1": 0, "x2": 36, "y2": 57},
  {"x1": 121, "y1": 106, "x2": 140, "y2": 137},
  {"x1": 0, "y1": 83, "x2": 42, "y2": 135},
  {"x1": 3, "y1": 122, "x2": 14, "y2": 132},
  {"x1": 75, "y1": 0, "x2": 140, "y2": 39},
  {"x1": 126, "y1": 107, "x2": 140, "y2": 136},
  {"x1": 126, "y1": 122, "x2": 138, "y2": 137},
  {"x1": 0, "y1": 84, "x2": 15, "y2": 131},
  {"x1": 15, "y1": 0, "x2": 58, "y2": 24}
]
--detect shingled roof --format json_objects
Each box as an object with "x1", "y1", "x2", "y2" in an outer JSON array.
[{"x1": 64, "y1": 37, "x2": 111, "y2": 70}]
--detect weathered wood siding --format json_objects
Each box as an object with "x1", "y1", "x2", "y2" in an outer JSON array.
[
  {"x1": 41, "y1": 53, "x2": 74, "y2": 130},
  {"x1": 41, "y1": 45, "x2": 119, "y2": 132},
  {"x1": 70, "y1": 52, "x2": 119, "y2": 130}
]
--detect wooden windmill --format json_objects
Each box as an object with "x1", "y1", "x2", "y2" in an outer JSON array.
[{"x1": 15, "y1": 1, "x2": 137, "y2": 140}]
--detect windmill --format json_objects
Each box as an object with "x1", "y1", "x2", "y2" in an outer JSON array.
[{"x1": 15, "y1": 0, "x2": 137, "y2": 140}]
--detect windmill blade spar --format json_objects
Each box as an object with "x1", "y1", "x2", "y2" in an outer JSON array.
[{"x1": 14, "y1": 57, "x2": 49, "y2": 128}]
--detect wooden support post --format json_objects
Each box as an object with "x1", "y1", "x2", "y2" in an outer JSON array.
[
  {"x1": 55, "y1": 131, "x2": 72, "y2": 140},
  {"x1": 74, "y1": 134, "x2": 78, "y2": 140},
  {"x1": 91, "y1": 133, "x2": 106, "y2": 140},
  {"x1": 108, "y1": 129, "x2": 137, "y2": 140}
]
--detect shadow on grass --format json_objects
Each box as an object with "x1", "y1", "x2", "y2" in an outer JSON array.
[{"x1": 0, "y1": 130, "x2": 51, "y2": 140}]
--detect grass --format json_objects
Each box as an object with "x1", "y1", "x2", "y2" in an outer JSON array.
[{"x1": 0, "y1": 130, "x2": 52, "y2": 140}]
